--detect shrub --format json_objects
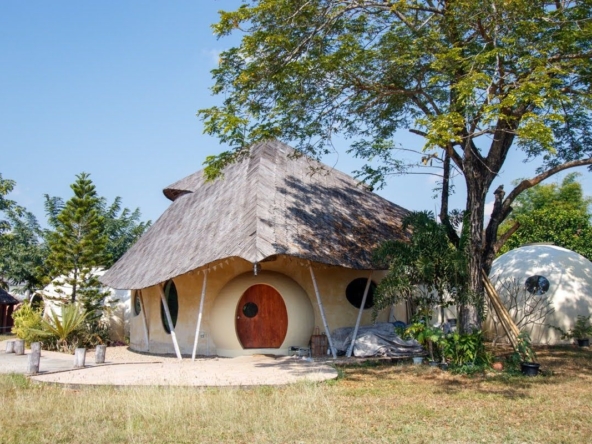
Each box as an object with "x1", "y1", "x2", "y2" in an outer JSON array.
[
  {"x1": 11, "y1": 301, "x2": 45, "y2": 345},
  {"x1": 443, "y1": 330, "x2": 492, "y2": 367}
]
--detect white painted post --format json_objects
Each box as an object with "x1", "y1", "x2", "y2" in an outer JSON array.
[
  {"x1": 308, "y1": 263, "x2": 337, "y2": 359},
  {"x1": 14, "y1": 339, "x2": 25, "y2": 355},
  {"x1": 27, "y1": 342, "x2": 41, "y2": 375},
  {"x1": 346, "y1": 272, "x2": 373, "y2": 358},
  {"x1": 138, "y1": 291, "x2": 150, "y2": 350},
  {"x1": 158, "y1": 283, "x2": 182, "y2": 361},
  {"x1": 74, "y1": 348, "x2": 86, "y2": 368},
  {"x1": 95, "y1": 345, "x2": 107, "y2": 364},
  {"x1": 192, "y1": 271, "x2": 208, "y2": 361}
]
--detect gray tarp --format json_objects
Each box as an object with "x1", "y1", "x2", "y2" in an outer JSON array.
[{"x1": 332, "y1": 322, "x2": 425, "y2": 358}]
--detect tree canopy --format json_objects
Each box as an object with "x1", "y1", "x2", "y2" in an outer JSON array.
[
  {"x1": 200, "y1": 0, "x2": 592, "y2": 330},
  {"x1": 499, "y1": 173, "x2": 592, "y2": 259}
]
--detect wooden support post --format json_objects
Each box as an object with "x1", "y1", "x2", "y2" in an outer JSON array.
[
  {"x1": 347, "y1": 272, "x2": 373, "y2": 357},
  {"x1": 192, "y1": 270, "x2": 208, "y2": 361},
  {"x1": 5, "y1": 340, "x2": 15, "y2": 353},
  {"x1": 138, "y1": 291, "x2": 150, "y2": 350},
  {"x1": 74, "y1": 348, "x2": 86, "y2": 368},
  {"x1": 309, "y1": 263, "x2": 337, "y2": 359},
  {"x1": 14, "y1": 339, "x2": 25, "y2": 355},
  {"x1": 158, "y1": 283, "x2": 182, "y2": 361},
  {"x1": 95, "y1": 345, "x2": 107, "y2": 364},
  {"x1": 27, "y1": 342, "x2": 41, "y2": 375}
]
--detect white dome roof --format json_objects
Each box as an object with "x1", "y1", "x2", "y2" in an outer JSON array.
[{"x1": 489, "y1": 244, "x2": 592, "y2": 344}]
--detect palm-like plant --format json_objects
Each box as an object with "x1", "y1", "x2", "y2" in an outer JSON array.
[
  {"x1": 373, "y1": 211, "x2": 470, "y2": 319},
  {"x1": 31, "y1": 303, "x2": 87, "y2": 353}
]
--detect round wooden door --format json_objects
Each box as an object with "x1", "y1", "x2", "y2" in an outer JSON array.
[{"x1": 235, "y1": 284, "x2": 288, "y2": 349}]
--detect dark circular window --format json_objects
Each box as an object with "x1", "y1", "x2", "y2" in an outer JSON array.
[
  {"x1": 133, "y1": 291, "x2": 142, "y2": 316},
  {"x1": 346, "y1": 278, "x2": 376, "y2": 309},
  {"x1": 242, "y1": 302, "x2": 259, "y2": 318},
  {"x1": 525, "y1": 275, "x2": 550, "y2": 295},
  {"x1": 160, "y1": 280, "x2": 179, "y2": 334}
]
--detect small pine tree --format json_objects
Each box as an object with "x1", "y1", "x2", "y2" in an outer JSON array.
[{"x1": 45, "y1": 173, "x2": 110, "y2": 318}]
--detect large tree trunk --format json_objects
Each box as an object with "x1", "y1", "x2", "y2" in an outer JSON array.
[{"x1": 459, "y1": 162, "x2": 488, "y2": 333}]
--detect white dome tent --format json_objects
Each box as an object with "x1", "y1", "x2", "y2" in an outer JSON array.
[
  {"x1": 488, "y1": 244, "x2": 592, "y2": 344},
  {"x1": 36, "y1": 268, "x2": 131, "y2": 343}
]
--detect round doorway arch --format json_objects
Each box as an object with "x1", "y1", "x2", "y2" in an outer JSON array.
[{"x1": 210, "y1": 271, "x2": 314, "y2": 357}]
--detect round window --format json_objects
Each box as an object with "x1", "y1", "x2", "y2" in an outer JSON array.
[
  {"x1": 133, "y1": 291, "x2": 142, "y2": 316},
  {"x1": 346, "y1": 278, "x2": 376, "y2": 309},
  {"x1": 525, "y1": 275, "x2": 550, "y2": 295},
  {"x1": 160, "y1": 280, "x2": 179, "y2": 334},
  {"x1": 242, "y1": 302, "x2": 259, "y2": 318}
]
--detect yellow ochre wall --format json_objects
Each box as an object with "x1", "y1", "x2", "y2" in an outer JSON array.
[{"x1": 129, "y1": 255, "x2": 406, "y2": 357}]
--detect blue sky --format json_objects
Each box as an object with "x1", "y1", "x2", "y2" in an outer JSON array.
[{"x1": 2, "y1": 1, "x2": 590, "y2": 226}]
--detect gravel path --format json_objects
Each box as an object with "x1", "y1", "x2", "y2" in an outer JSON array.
[{"x1": 1, "y1": 341, "x2": 338, "y2": 387}]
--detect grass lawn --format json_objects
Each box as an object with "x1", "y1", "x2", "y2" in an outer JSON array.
[{"x1": 1, "y1": 346, "x2": 591, "y2": 443}]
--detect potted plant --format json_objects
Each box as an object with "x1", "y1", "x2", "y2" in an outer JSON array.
[
  {"x1": 552, "y1": 315, "x2": 592, "y2": 347},
  {"x1": 516, "y1": 331, "x2": 539, "y2": 376}
]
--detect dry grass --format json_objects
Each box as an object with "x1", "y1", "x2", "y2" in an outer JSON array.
[{"x1": 2, "y1": 346, "x2": 592, "y2": 443}]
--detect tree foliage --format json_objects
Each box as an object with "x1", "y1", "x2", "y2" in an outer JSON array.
[
  {"x1": 499, "y1": 173, "x2": 592, "y2": 259},
  {"x1": 44, "y1": 172, "x2": 109, "y2": 307},
  {"x1": 199, "y1": 1, "x2": 592, "y2": 330},
  {"x1": 0, "y1": 173, "x2": 45, "y2": 292},
  {"x1": 373, "y1": 211, "x2": 470, "y2": 314}
]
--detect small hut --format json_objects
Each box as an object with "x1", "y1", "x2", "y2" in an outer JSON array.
[
  {"x1": 0, "y1": 288, "x2": 19, "y2": 334},
  {"x1": 100, "y1": 140, "x2": 411, "y2": 358}
]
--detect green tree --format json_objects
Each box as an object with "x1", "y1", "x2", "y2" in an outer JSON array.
[
  {"x1": 45, "y1": 194, "x2": 150, "y2": 268},
  {"x1": 100, "y1": 197, "x2": 151, "y2": 268},
  {"x1": 0, "y1": 173, "x2": 45, "y2": 292},
  {"x1": 374, "y1": 211, "x2": 471, "y2": 320},
  {"x1": 45, "y1": 173, "x2": 109, "y2": 307},
  {"x1": 199, "y1": 1, "x2": 592, "y2": 330},
  {"x1": 498, "y1": 173, "x2": 592, "y2": 259}
]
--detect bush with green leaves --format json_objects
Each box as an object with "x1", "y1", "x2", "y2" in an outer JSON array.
[
  {"x1": 552, "y1": 315, "x2": 592, "y2": 341},
  {"x1": 11, "y1": 301, "x2": 45, "y2": 345},
  {"x1": 442, "y1": 330, "x2": 492, "y2": 368}
]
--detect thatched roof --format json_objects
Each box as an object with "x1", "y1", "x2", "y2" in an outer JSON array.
[
  {"x1": 100, "y1": 140, "x2": 410, "y2": 290},
  {"x1": 0, "y1": 288, "x2": 19, "y2": 305}
]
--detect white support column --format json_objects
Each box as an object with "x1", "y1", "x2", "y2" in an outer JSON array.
[
  {"x1": 346, "y1": 271, "x2": 373, "y2": 357},
  {"x1": 158, "y1": 283, "x2": 182, "y2": 361},
  {"x1": 138, "y1": 291, "x2": 150, "y2": 350},
  {"x1": 192, "y1": 270, "x2": 208, "y2": 361},
  {"x1": 309, "y1": 263, "x2": 337, "y2": 359}
]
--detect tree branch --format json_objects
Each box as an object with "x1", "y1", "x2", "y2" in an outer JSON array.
[{"x1": 500, "y1": 157, "x2": 592, "y2": 221}]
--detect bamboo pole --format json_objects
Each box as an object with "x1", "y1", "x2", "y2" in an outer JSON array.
[
  {"x1": 346, "y1": 272, "x2": 373, "y2": 357},
  {"x1": 481, "y1": 270, "x2": 519, "y2": 350},
  {"x1": 158, "y1": 283, "x2": 182, "y2": 360},
  {"x1": 192, "y1": 270, "x2": 208, "y2": 361},
  {"x1": 138, "y1": 290, "x2": 150, "y2": 350},
  {"x1": 309, "y1": 263, "x2": 337, "y2": 359}
]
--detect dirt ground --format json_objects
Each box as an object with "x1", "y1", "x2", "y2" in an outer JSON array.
[{"x1": 0, "y1": 341, "x2": 338, "y2": 387}]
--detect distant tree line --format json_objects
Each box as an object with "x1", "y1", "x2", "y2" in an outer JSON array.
[{"x1": 0, "y1": 172, "x2": 151, "y2": 296}]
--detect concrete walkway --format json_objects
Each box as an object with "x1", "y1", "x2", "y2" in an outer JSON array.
[{"x1": 0, "y1": 341, "x2": 338, "y2": 387}]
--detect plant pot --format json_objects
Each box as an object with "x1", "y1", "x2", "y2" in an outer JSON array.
[
  {"x1": 428, "y1": 360, "x2": 439, "y2": 367},
  {"x1": 439, "y1": 362, "x2": 448, "y2": 370},
  {"x1": 577, "y1": 338, "x2": 590, "y2": 347},
  {"x1": 412, "y1": 356, "x2": 423, "y2": 365},
  {"x1": 492, "y1": 362, "x2": 504, "y2": 371},
  {"x1": 521, "y1": 362, "x2": 540, "y2": 376}
]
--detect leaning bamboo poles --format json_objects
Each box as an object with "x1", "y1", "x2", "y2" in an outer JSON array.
[
  {"x1": 309, "y1": 263, "x2": 337, "y2": 359},
  {"x1": 346, "y1": 272, "x2": 373, "y2": 358},
  {"x1": 481, "y1": 269, "x2": 520, "y2": 351},
  {"x1": 158, "y1": 283, "x2": 183, "y2": 361}
]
